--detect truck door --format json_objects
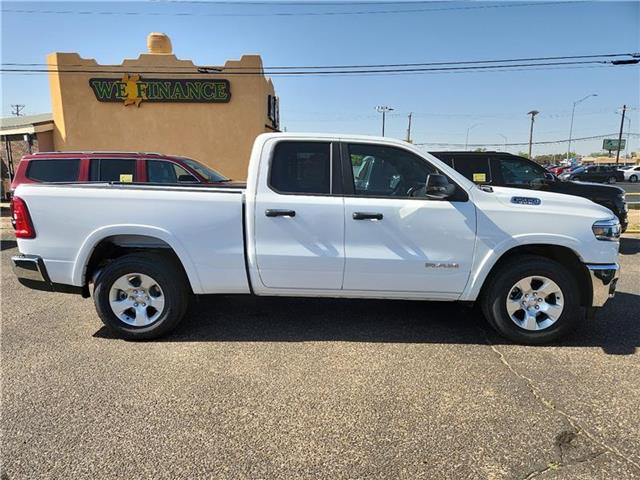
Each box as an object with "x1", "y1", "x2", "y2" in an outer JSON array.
[
  {"x1": 341, "y1": 142, "x2": 476, "y2": 295},
  {"x1": 253, "y1": 141, "x2": 345, "y2": 290}
]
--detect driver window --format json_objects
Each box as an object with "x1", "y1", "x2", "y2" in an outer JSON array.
[
  {"x1": 348, "y1": 144, "x2": 435, "y2": 197},
  {"x1": 498, "y1": 157, "x2": 545, "y2": 186}
]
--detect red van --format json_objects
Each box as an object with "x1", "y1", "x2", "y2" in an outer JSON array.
[{"x1": 10, "y1": 151, "x2": 244, "y2": 192}]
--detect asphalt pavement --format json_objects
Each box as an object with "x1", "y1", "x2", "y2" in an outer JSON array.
[
  {"x1": 617, "y1": 181, "x2": 640, "y2": 193},
  {"x1": 1, "y1": 234, "x2": 639, "y2": 480}
]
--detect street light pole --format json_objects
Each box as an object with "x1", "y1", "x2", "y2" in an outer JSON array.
[
  {"x1": 375, "y1": 105, "x2": 394, "y2": 137},
  {"x1": 465, "y1": 123, "x2": 481, "y2": 150},
  {"x1": 527, "y1": 110, "x2": 539, "y2": 159},
  {"x1": 497, "y1": 133, "x2": 507, "y2": 152},
  {"x1": 567, "y1": 93, "x2": 597, "y2": 161}
]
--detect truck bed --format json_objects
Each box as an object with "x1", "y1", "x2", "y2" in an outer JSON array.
[{"x1": 15, "y1": 182, "x2": 251, "y2": 294}]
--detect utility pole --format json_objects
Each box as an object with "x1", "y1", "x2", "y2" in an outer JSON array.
[
  {"x1": 465, "y1": 123, "x2": 481, "y2": 150},
  {"x1": 11, "y1": 104, "x2": 25, "y2": 116},
  {"x1": 567, "y1": 94, "x2": 597, "y2": 162},
  {"x1": 405, "y1": 112, "x2": 413, "y2": 142},
  {"x1": 497, "y1": 133, "x2": 507, "y2": 152},
  {"x1": 376, "y1": 105, "x2": 394, "y2": 137},
  {"x1": 615, "y1": 105, "x2": 626, "y2": 165},
  {"x1": 527, "y1": 110, "x2": 539, "y2": 159}
]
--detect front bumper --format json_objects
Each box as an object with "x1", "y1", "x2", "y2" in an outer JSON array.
[
  {"x1": 585, "y1": 263, "x2": 620, "y2": 307},
  {"x1": 11, "y1": 254, "x2": 84, "y2": 295}
]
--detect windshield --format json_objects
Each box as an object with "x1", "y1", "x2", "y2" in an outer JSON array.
[{"x1": 181, "y1": 158, "x2": 229, "y2": 182}]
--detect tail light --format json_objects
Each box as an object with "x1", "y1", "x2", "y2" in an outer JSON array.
[{"x1": 10, "y1": 196, "x2": 36, "y2": 239}]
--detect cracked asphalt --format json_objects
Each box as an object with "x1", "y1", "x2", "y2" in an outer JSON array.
[{"x1": 1, "y1": 233, "x2": 639, "y2": 480}]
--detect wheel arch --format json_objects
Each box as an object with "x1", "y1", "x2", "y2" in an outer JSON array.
[
  {"x1": 465, "y1": 243, "x2": 592, "y2": 307},
  {"x1": 72, "y1": 226, "x2": 202, "y2": 293}
]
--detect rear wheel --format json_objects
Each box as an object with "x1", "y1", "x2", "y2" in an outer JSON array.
[
  {"x1": 608, "y1": 176, "x2": 617, "y2": 184},
  {"x1": 630, "y1": 174, "x2": 638, "y2": 183},
  {"x1": 480, "y1": 255, "x2": 580, "y2": 344},
  {"x1": 94, "y1": 253, "x2": 189, "y2": 340}
]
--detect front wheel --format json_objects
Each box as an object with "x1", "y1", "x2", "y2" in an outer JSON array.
[
  {"x1": 94, "y1": 253, "x2": 189, "y2": 340},
  {"x1": 480, "y1": 255, "x2": 580, "y2": 344},
  {"x1": 630, "y1": 174, "x2": 638, "y2": 183},
  {"x1": 608, "y1": 176, "x2": 617, "y2": 184}
]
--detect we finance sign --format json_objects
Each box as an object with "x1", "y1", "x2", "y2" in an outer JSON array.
[{"x1": 89, "y1": 74, "x2": 231, "y2": 107}]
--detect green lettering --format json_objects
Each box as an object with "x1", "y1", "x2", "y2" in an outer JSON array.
[
  {"x1": 91, "y1": 80, "x2": 116, "y2": 100},
  {"x1": 116, "y1": 82, "x2": 127, "y2": 99},
  {"x1": 136, "y1": 82, "x2": 148, "y2": 99},
  {"x1": 172, "y1": 82, "x2": 187, "y2": 100},
  {"x1": 215, "y1": 82, "x2": 229, "y2": 100},
  {"x1": 201, "y1": 83, "x2": 215, "y2": 100},
  {"x1": 156, "y1": 81, "x2": 171, "y2": 100},
  {"x1": 186, "y1": 82, "x2": 200, "y2": 100}
]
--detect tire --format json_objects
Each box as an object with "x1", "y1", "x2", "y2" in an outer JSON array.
[
  {"x1": 480, "y1": 255, "x2": 580, "y2": 345},
  {"x1": 608, "y1": 176, "x2": 617, "y2": 184},
  {"x1": 93, "y1": 253, "x2": 189, "y2": 340},
  {"x1": 630, "y1": 174, "x2": 638, "y2": 183}
]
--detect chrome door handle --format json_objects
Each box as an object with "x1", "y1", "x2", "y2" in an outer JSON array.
[{"x1": 352, "y1": 212, "x2": 383, "y2": 220}]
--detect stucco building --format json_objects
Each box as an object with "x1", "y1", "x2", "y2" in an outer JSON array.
[{"x1": 45, "y1": 32, "x2": 278, "y2": 180}]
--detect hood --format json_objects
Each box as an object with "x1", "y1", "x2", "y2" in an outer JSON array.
[
  {"x1": 556, "y1": 180, "x2": 624, "y2": 198},
  {"x1": 485, "y1": 185, "x2": 614, "y2": 220}
]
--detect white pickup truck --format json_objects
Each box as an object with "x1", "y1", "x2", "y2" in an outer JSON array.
[{"x1": 11, "y1": 133, "x2": 621, "y2": 344}]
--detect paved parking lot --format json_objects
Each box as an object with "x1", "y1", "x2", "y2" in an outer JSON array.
[{"x1": 1, "y1": 234, "x2": 639, "y2": 479}]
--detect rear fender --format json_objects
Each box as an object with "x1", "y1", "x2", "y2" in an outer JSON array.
[{"x1": 72, "y1": 225, "x2": 203, "y2": 293}]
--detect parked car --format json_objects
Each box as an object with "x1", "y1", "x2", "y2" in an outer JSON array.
[
  {"x1": 548, "y1": 165, "x2": 572, "y2": 176},
  {"x1": 11, "y1": 133, "x2": 620, "y2": 344},
  {"x1": 9, "y1": 151, "x2": 243, "y2": 192},
  {"x1": 620, "y1": 165, "x2": 640, "y2": 182},
  {"x1": 558, "y1": 164, "x2": 584, "y2": 180},
  {"x1": 563, "y1": 165, "x2": 624, "y2": 184},
  {"x1": 429, "y1": 151, "x2": 628, "y2": 231}
]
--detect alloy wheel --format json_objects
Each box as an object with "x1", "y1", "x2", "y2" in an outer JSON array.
[
  {"x1": 109, "y1": 273, "x2": 165, "y2": 326},
  {"x1": 506, "y1": 276, "x2": 564, "y2": 331}
]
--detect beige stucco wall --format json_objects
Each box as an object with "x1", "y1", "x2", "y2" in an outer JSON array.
[{"x1": 48, "y1": 38, "x2": 276, "y2": 180}]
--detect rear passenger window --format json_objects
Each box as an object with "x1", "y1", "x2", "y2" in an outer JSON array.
[
  {"x1": 147, "y1": 160, "x2": 194, "y2": 183},
  {"x1": 451, "y1": 157, "x2": 492, "y2": 184},
  {"x1": 90, "y1": 159, "x2": 136, "y2": 182},
  {"x1": 270, "y1": 142, "x2": 331, "y2": 194},
  {"x1": 26, "y1": 159, "x2": 80, "y2": 182}
]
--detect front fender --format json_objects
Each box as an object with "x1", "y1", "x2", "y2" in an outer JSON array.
[
  {"x1": 71, "y1": 224, "x2": 203, "y2": 292},
  {"x1": 460, "y1": 233, "x2": 585, "y2": 302}
]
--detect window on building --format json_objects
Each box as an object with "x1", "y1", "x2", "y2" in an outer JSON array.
[
  {"x1": 147, "y1": 160, "x2": 196, "y2": 183},
  {"x1": 90, "y1": 159, "x2": 137, "y2": 182},
  {"x1": 348, "y1": 143, "x2": 436, "y2": 197},
  {"x1": 269, "y1": 142, "x2": 331, "y2": 194},
  {"x1": 26, "y1": 159, "x2": 80, "y2": 182}
]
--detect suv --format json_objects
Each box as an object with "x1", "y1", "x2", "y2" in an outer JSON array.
[
  {"x1": 430, "y1": 151, "x2": 628, "y2": 232},
  {"x1": 10, "y1": 151, "x2": 243, "y2": 192}
]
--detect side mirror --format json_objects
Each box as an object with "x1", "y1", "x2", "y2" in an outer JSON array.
[
  {"x1": 544, "y1": 172, "x2": 556, "y2": 182},
  {"x1": 178, "y1": 174, "x2": 198, "y2": 183},
  {"x1": 425, "y1": 174, "x2": 455, "y2": 200}
]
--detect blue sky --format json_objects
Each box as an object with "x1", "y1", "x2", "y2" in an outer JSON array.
[{"x1": 2, "y1": 1, "x2": 639, "y2": 155}]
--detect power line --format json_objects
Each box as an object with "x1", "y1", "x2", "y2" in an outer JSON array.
[
  {"x1": 0, "y1": 1, "x2": 576, "y2": 17},
  {"x1": 415, "y1": 132, "x2": 640, "y2": 148},
  {"x1": 2, "y1": 59, "x2": 636, "y2": 77},
  {"x1": 4, "y1": 52, "x2": 633, "y2": 71}
]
